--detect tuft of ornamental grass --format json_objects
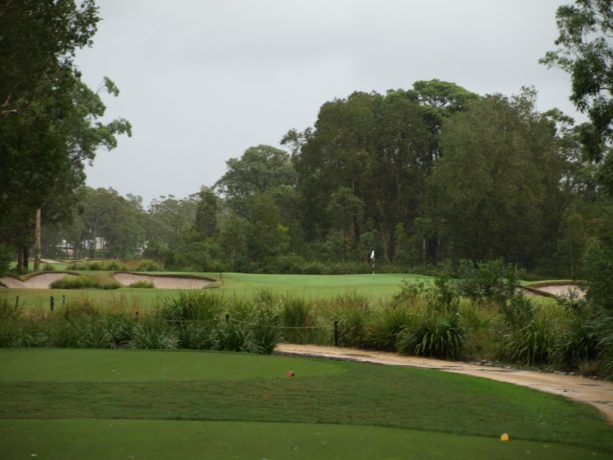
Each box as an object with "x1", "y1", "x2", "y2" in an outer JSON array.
[
  {"x1": 50, "y1": 274, "x2": 121, "y2": 290},
  {"x1": 129, "y1": 281, "x2": 154, "y2": 289}
]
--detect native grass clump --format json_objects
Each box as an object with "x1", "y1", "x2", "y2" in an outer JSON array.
[{"x1": 1, "y1": 269, "x2": 611, "y2": 378}]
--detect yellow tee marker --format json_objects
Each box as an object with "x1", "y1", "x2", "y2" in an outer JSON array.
[{"x1": 500, "y1": 433, "x2": 510, "y2": 442}]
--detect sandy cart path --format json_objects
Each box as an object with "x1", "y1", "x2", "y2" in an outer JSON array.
[{"x1": 276, "y1": 343, "x2": 613, "y2": 425}]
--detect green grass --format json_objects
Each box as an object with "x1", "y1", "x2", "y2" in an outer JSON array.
[
  {"x1": 0, "y1": 349, "x2": 611, "y2": 458},
  {"x1": 0, "y1": 348, "x2": 344, "y2": 382},
  {"x1": 2, "y1": 272, "x2": 434, "y2": 309},
  {"x1": 0, "y1": 419, "x2": 606, "y2": 460}
]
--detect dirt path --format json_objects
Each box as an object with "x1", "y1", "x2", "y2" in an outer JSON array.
[
  {"x1": 113, "y1": 273, "x2": 213, "y2": 289},
  {"x1": 275, "y1": 343, "x2": 613, "y2": 425}
]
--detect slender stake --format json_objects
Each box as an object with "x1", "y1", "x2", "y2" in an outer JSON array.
[{"x1": 334, "y1": 320, "x2": 339, "y2": 347}]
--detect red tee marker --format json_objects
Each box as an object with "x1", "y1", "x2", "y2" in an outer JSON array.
[{"x1": 287, "y1": 370, "x2": 295, "y2": 378}]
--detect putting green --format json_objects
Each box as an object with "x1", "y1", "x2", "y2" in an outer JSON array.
[
  {"x1": 0, "y1": 419, "x2": 606, "y2": 460},
  {"x1": 0, "y1": 348, "x2": 346, "y2": 382}
]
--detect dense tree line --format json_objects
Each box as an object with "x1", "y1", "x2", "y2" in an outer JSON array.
[
  {"x1": 2, "y1": 0, "x2": 611, "y2": 283},
  {"x1": 36, "y1": 81, "x2": 611, "y2": 280}
]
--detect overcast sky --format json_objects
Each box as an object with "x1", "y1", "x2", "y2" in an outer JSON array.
[{"x1": 77, "y1": 0, "x2": 580, "y2": 207}]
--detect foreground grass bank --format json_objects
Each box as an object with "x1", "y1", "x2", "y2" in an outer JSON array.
[
  {"x1": 0, "y1": 349, "x2": 611, "y2": 457},
  {"x1": 1, "y1": 419, "x2": 606, "y2": 460}
]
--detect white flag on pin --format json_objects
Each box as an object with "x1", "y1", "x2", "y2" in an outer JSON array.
[{"x1": 370, "y1": 250, "x2": 375, "y2": 261}]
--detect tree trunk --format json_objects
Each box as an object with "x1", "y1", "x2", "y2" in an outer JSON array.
[
  {"x1": 23, "y1": 246, "x2": 29, "y2": 272},
  {"x1": 17, "y1": 248, "x2": 23, "y2": 274},
  {"x1": 422, "y1": 238, "x2": 427, "y2": 269},
  {"x1": 34, "y1": 208, "x2": 41, "y2": 271}
]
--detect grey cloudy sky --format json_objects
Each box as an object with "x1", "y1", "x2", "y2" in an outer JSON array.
[{"x1": 77, "y1": 0, "x2": 580, "y2": 207}]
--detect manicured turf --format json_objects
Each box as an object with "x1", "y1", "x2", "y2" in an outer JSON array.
[
  {"x1": 0, "y1": 348, "x2": 344, "y2": 382},
  {"x1": 0, "y1": 349, "x2": 611, "y2": 457},
  {"x1": 1, "y1": 272, "x2": 433, "y2": 309},
  {"x1": 0, "y1": 419, "x2": 606, "y2": 460}
]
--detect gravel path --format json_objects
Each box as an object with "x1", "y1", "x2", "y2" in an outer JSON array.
[{"x1": 275, "y1": 343, "x2": 613, "y2": 425}]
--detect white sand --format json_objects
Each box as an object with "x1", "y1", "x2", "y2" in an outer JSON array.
[
  {"x1": 0, "y1": 273, "x2": 76, "y2": 289},
  {"x1": 113, "y1": 273, "x2": 212, "y2": 289}
]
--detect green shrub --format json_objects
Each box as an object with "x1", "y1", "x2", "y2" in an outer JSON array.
[
  {"x1": 177, "y1": 322, "x2": 215, "y2": 349},
  {"x1": 499, "y1": 295, "x2": 534, "y2": 329},
  {"x1": 391, "y1": 281, "x2": 429, "y2": 307},
  {"x1": 281, "y1": 297, "x2": 320, "y2": 344},
  {"x1": 130, "y1": 281, "x2": 154, "y2": 288},
  {"x1": 368, "y1": 306, "x2": 416, "y2": 351},
  {"x1": 554, "y1": 315, "x2": 600, "y2": 368},
  {"x1": 104, "y1": 260, "x2": 127, "y2": 271},
  {"x1": 396, "y1": 307, "x2": 464, "y2": 359},
  {"x1": 594, "y1": 314, "x2": 613, "y2": 380},
  {"x1": 330, "y1": 293, "x2": 372, "y2": 348},
  {"x1": 136, "y1": 259, "x2": 162, "y2": 272},
  {"x1": 502, "y1": 317, "x2": 557, "y2": 365},
  {"x1": 212, "y1": 319, "x2": 256, "y2": 352},
  {"x1": 103, "y1": 314, "x2": 137, "y2": 347},
  {"x1": 42, "y1": 263, "x2": 55, "y2": 272},
  {"x1": 131, "y1": 320, "x2": 179, "y2": 349},
  {"x1": 249, "y1": 304, "x2": 282, "y2": 354},
  {"x1": 160, "y1": 291, "x2": 223, "y2": 322},
  {"x1": 50, "y1": 275, "x2": 120, "y2": 290},
  {"x1": 451, "y1": 259, "x2": 518, "y2": 303}
]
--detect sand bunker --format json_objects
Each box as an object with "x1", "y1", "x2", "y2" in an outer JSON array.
[
  {"x1": 0, "y1": 272, "x2": 77, "y2": 289},
  {"x1": 0, "y1": 272, "x2": 213, "y2": 290},
  {"x1": 113, "y1": 273, "x2": 213, "y2": 289},
  {"x1": 521, "y1": 283, "x2": 585, "y2": 299}
]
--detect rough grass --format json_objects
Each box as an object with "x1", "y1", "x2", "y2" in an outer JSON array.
[{"x1": 0, "y1": 349, "x2": 611, "y2": 455}]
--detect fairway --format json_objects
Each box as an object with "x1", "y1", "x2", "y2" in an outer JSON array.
[
  {"x1": 0, "y1": 349, "x2": 611, "y2": 459},
  {"x1": 0, "y1": 272, "x2": 434, "y2": 309},
  {"x1": 0, "y1": 348, "x2": 345, "y2": 382}
]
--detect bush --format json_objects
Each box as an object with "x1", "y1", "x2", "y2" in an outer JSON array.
[
  {"x1": 42, "y1": 263, "x2": 55, "y2": 272},
  {"x1": 452, "y1": 259, "x2": 518, "y2": 303},
  {"x1": 249, "y1": 304, "x2": 282, "y2": 354},
  {"x1": 177, "y1": 322, "x2": 215, "y2": 350},
  {"x1": 499, "y1": 295, "x2": 534, "y2": 329},
  {"x1": 136, "y1": 259, "x2": 162, "y2": 272},
  {"x1": 131, "y1": 320, "x2": 179, "y2": 349},
  {"x1": 130, "y1": 281, "x2": 154, "y2": 288},
  {"x1": 554, "y1": 315, "x2": 600, "y2": 368},
  {"x1": 502, "y1": 317, "x2": 557, "y2": 365},
  {"x1": 212, "y1": 319, "x2": 257, "y2": 352},
  {"x1": 594, "y1": 314, "x2": 613, "y2": 380},
  {"x1": 160, "y1": 291, "x2": 223, "y2": 322},
  {"x1": 50, "y1": 275, "x2": 120, "y2": 290},
  {"x1": 281, "y1": 297, "x2": 321, "y2": 344},
  {"x1": 396, "y1": 306, "x2": 464, "y2": 359},
  {"x1": 336, "y1": 307, "x2": 370, "y2": 348},
  {"x1": 368, "y1": 306, "x2": 416, "y2": 351}
]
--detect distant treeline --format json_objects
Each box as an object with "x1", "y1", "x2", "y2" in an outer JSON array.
[{"x1": 37, "y1": 81, "x2": 612, "y2": 278}]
